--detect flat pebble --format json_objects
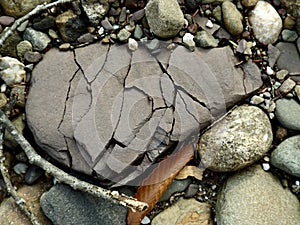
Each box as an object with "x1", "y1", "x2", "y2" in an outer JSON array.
[
  {"x1": 194, "y1": 30, "x2": 218, "y2": 48},
  {"x1": 275, "y1": 98, "x2": 300, "y2": 130},
  {"x1": 24, "y1": 51, "x2": 43, "y2": 63},
  {"x1": 25, "y1": 165, "x2": 44, "y2": 185},
  {"x1": 276, "y1": 69, "x2": 289, "y2": 80},
  {"x1": 32, "y1": 17, "x2": 55, "y2": 31},
  {"x1": 249, "y1": 1, "x2": 282, "y2": 45},
  {"x1": 279, "y1": 78, "x2": 296, "y2": 93},
  {"x1": 77, "y1": 33, "x2": 96, "y2": 43},
  {"x1": 117, "y1": 28, "x2": 131, "y2": 42},
  {"x1": 271, "y1": 135, "x2": 300, "y2": 177},
  {"x1": 275, "y1": 42, "x2": 300, "y2": 74},
  {"x1": 281, "y1": 29, "x2": 298, "y2": 42},
  {"x1": 13, "y1": 163, "x2": 28, "y2": 175},
  {"x1": 159, "y1": 178, "x2": 191, "y2": 202},
  {"x1": 0, "y1": 16, "x2": 14, "y2": 26},
  {"x1": 0, "y1": 93, "x2": 7, "y2": 108},
  {"x1": 295, "y1": 85, "x2": 300, "y2": 101},
  {"x1": 184, "y1": 183, "x2": 199, "y2": 198},
  {"x1": 198, "y1": 105, "x2": 273, "y2": 172}
]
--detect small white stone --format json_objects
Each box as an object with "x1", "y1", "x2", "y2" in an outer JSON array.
[
  {"x1": 262, "y1": 163, "x2": 270, "y2": 171},
  {"x1": 250, "y1": 95, "x2": 264, "y2": 105},
  {"x1": 98, "y1": 27, "x2": 105, "y2": 35},
  {"x1": 141, "y1": 216, "x2": 151, "y2": 224},
  {"x1": 273, "y1": 81, "x2": 281, "y2": 89},
  {"x1": 266, "y1": 66, "x2": 274, "y2": 75},
  {"x1": 0, "y1": 84, "x2": 6, "y2": 93},
  {"x1": 206, "y1": 19, "x2": 214, "y2": 28},
  {"x1": 0, "y1": 56, "x2": 26, "y2": 86},
  {"x1": 263, "y1": 156, "x2": 270, "y2": 162},
  {"x1": 128, "y1": 38, "x2": 138, "y2": 51},
  {"x1": 295, "y1": 180, "x2": 300, "y2": 186},
  {"x1": 269, "y1": 112, "x2": 275, "y2": 119},
  {"x1": 182, "y1": 33, "x2": 195, "y2": 51}
]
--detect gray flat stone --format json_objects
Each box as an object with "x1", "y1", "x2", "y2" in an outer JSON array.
[
  {"x1": 216, "y1": 165, "x2": 300, "y2": 225},
  {"x1": 275, "y1": 98, "x2": 300, "y2": 131},
  {"x1": 40, "y1": 184, "x2": 127, "y2": 225},
  {"x1": 275, "y1": 42, "x2": 300, "y2": 73},
  {"x1": 271, "y1": 135, "x2": 300, "y2": 177},
  {"x1": 26, "y1": 42, "x2": 262, "y2": 186}
]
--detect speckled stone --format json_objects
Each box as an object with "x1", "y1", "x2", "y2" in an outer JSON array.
[
  {"x1": 198, "y1": 105, "x2": 273, "y2": 172},
  {"x1": 249, "y1": 1, "x2": 282, "y2": 45},
  {"x1": 145, "y1": 0, "x2": 185, "y2": 38}
]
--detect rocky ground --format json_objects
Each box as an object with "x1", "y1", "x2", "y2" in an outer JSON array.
[{"x1": 0, "y1": 0, "x2": 299, "y2": 224}]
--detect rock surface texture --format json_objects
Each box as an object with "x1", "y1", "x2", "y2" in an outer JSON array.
[
  {"x1": 216, "y1": 165, "x2": 300, "y2": 225},
  {"x1": 152, "y1": 198, "x2": 213, "y2": 225},
  {"x1": 249, "y1": 1, "x2": 282, "y2": 45},
  {"x1": 40, "y1": 184, "x2": 127, "y2": 225},
  {"x1": 26, "y1": 43, "x2": 262, "y2": 185},
  {"x1": 198, "y1": 105, "x2": 273, "y2": 172}
]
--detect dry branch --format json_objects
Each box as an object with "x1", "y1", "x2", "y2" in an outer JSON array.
[
  {"x1": 0, "y1": 0, "x2": 74, "y2": 47},
  {"x1": 0, "y1": 109, "x2": 148, "y2": 212},
  {"x1": 0, "y1": 124, "x2": 41, "y2": 225}
]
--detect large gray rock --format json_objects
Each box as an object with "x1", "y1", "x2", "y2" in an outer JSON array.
[
  {"x1": 249, "y1": 1, "x2": 282, "y2": 45},
  {"x1": 216, "y1": 165, "x2": 300, "y2": 225},
  {"x1": 145, "y1": 0, "x2": 185, "y2": 38},
  {"x1": 40, "y1": 184, "x2": 127, "y2": 225},
  {"x1": 275, "y1": 42, "x2": 300, "y2": 74},
  {"x1": 26, "y1": 42, "x2": 262, "y2": 186},
  {"x1": 198, "y1": 105, "x2": 273, "y2": 172},
  {"x1": 271, "y1": 135, "x2": 300, "y2": 177}
]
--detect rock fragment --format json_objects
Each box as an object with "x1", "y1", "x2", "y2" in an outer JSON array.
[{"x1": 222, "y1": 1, "x2": 243, "y2": 36}]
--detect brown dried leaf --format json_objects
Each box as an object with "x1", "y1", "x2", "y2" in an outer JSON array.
[
  {"x1": 175, "y1": 165, "x2": 204, "y2": 180},
  {"x1": 127, "y1": 143, "x2": 195, "y2": 225}
]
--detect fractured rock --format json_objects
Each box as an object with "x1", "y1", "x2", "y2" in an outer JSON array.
[{"x1": 26, "y1": 42, "x2": 262, "y2": 186}]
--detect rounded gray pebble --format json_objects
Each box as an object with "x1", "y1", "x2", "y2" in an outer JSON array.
[
  {"x1": 275, "y1": 98, "x2": 300, "y2": 131},
  {"x1": 271, "y1": 135, "x2": 300, "y2": 177}
]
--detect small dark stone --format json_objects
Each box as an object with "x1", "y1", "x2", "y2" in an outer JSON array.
[
  {"x1": 125, "y1": 0, "x2": 147, "y2": 11},
  {"x1": 185, "y1": 0, "x2": 201, "y2": 11},
  {"x1": 184, "y1": 183, "x2": 199, "y2": 198},
  {"x1": 33, "y1": 17, "x2": 55, "y2": 31},
  {"x1": 242, "y1": 31, "x2": 251, "y2": 40},
  {"x1": 25, "y1": 165, "x2": 44, "y2": 185},
  {"x1": 24, "y1": 51, "x2": 43, "y2": 63},
  {"x1": 0, "y1": 16, "x2": 14, "y2": 26},
  {"x1": 130, "y1": 9, "x2": 145, "y2": 22},
  {"x1": 101, "y1": 18, "x2": 114, "y2": 30},
  {"x1": 119, "y1": 7, "x2": 127, "y2": 23}
]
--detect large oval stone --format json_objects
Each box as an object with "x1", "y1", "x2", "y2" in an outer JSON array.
[
  {"x1": 198, "y1": 105, "x2": 273, "y2": 172},
  {"x1": 26, "y1": 42, "x2": 262, "y2": 186}
]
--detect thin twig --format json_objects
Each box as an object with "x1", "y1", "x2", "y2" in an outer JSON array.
[
  {"x1": 0, "y1": 0, "x2": 74, "y2": 47},
  {"x1": 0, "y1": 109, "x2": 148, "y2": 212},
  {"x1": 0, "y1": 123, "x2": 41, "y2": 225}
]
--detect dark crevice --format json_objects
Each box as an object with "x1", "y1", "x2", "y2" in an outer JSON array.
[
  {"x1": 175, "y1": 85, "x2": 208, "y2": 109},
  {"x1": 93, "y1": 49, "x2": 133, "y2": 166},
  {"x1": 177, "y1": 90, "x2": 201, "y2": 124}
]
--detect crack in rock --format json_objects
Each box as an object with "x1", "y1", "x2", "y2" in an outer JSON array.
[{"x1": 26, "y1": 43, "x2": 263, "y2": 185}]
